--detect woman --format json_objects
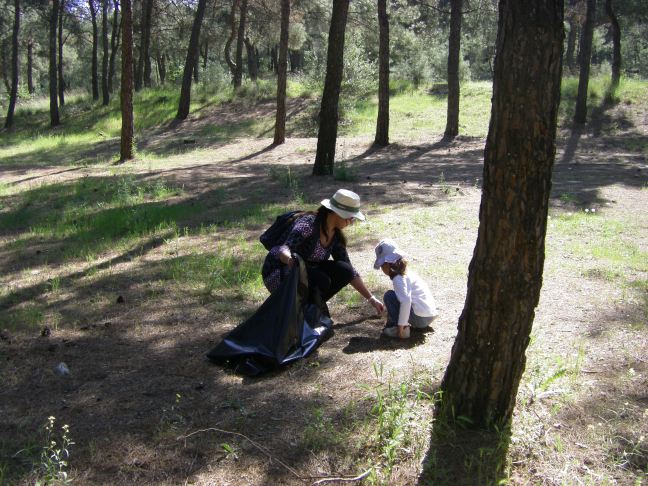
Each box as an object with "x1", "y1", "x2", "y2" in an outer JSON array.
[{"x1": 262, "y1": 188, "x2": 384, "y2": 316}]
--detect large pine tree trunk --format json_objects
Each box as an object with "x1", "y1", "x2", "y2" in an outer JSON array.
[
  {"x1": 89, "y1": 0, "x2": 99, "y2": 100},
  {"x1": 438, "y1": 0, "x2": 564, "y2": 429},
  {"x1": 574, "y1": 0, "x2": 595, "y2": 124},
  {"x1": 57, "y1": 0, "x2": 65, "y2": 106},
  {"x1": 101, "y1": 0, "x2": 109, "y2": 105},
  {"x1": 108, "y1": 0, "x2": 120, "y2": 93},
  {"x1": 49, "y1": 0, "x2": 60, "y2": 126},
  {"x1": 605, "y1": 0, "x2": 621, "y2": 100},
  {"x1": 273, "y1": 0, "x2": 290, "y2": 145},
  {"x1": 27, "y1": 37, "x2": 34, "y2": 94},
  {"x1": 444, "y1": 0, "x2": 463, "y2": 139},
  {"x1": 176, "y1": 0, "x2": 207, "y2": 120},
  {"x1": 312, "y1": 0, "x2": 350, "y2": 176},
  {"x1": 233, "y1": 0, "x2": 247, "y2": 88},
  {"x1": 374, "y1": 0, "x2": 389, "y2": 147},
  {"x1": 4, "y1": 0, "x2": 19, "y2": 129},
  {"x1": 120, "y1": 0, "x2": 134, "y2": 161}
]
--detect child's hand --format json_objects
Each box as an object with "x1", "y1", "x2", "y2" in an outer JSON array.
[{"x1": 368, "y1": 296, "x2": 385, "y2": 315}]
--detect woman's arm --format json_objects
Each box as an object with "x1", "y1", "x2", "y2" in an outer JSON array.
[{"x1": 350, "y1": 276, "x2": 385, "y2": 314}]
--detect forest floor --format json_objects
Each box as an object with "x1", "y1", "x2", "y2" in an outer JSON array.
[{"x1": 1, "y1": 95, "x2": 647, "y2": 485}]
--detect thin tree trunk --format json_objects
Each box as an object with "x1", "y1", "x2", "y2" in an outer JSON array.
[
  {"x1": 27, "y1": 37, "x2": 34, "y2": 94},
  {"x1": 233, "y1": 0, "x2": 247, "y2": 88},
  {"x1": 202, "y1": 39, "x2": 208, "y2": 70},
  {"x1": 313, "y1": 0, "x2": 350, "y2": 176},
  {"x1": 273, "y1": 0, "x2": 289, "y2": 145},
  {"x1": 439, "y1": 0, "x2": 564, "y2": 429},
  {"x1": 244, "y1": 37, "x2": 257, "y2": 81},
  {"x1": 157, "y1": 52, "x2": 166, "y2": 84},
  {"x1": 49, "y1": 0, "x2": 60, "y2": 126},
  {"x1": 141, "y1": 0, "x2": 152, "y2": 87},
  {"x1": 57, "y1": 0, "x2": 65, "y2": 106},
  {"x1": 101, "y1": 0, "x2": 109, "y2": 105},
  {"x1": 176, "y1": 0, "x2": 207, "y2": 120},
  {"x1": 605, "y1": 0, "x2": 621, "y2": 101},
  {"x1": 224, "y1": 0, "x2": 238, "y2": 79},
  {"x1": 565, "y1": 0, "x2": 578, "y2": 73},
  {"x1": 444, "y1": 0, "x2": 463, "y2": 139},
  {"x1": 108, "y1": 0, "x2": 119, "y2": 93},
  {"x1": 4, "y1": 0, "x2": 20, "y2": 129},
  {"x1": 89, "y1": 0, "x2": 99, "y2": 99},
  {"x1": 574, "y1": 0, "x2": 595, "y2": 124},
  {"x1": 120, "y1": 0, "x2": 134, "y2": 161},
  {"x1": 374, "y1": 0, "x2": 389, "y2": 146}
]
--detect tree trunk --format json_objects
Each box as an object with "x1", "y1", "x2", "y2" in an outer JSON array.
[
  {"x1": 49, "y1": 0, "x2": 60, "y2": 126},
  {"x1": 270, "y1": 45, "x2": 278, "y2": 74},
  {"x1": 605, "y1": 0, "x2": 621, "y2": 100},
  {"x1": 233, "y1": 0, "x2": 247, "y2": 88},
  {"x1": 4, "y1": 0, "x2": 19, "y2": 129},
  {"x1": 193, "y1": 58, "x2": 199, "y2": 82},
  {"x1": 120, "y1": 0, "x2": 134, "y2": 161},
  {"x1": 108, "y1": 0, "x2": 120, "y2": 93},
  {"x1": 101, "y1": 0, "x2": 109, "y2": 105},
  {"x1": 176, "y1": 0, "x2": 207, "y2": 120},
  {"x1": 244, "y1": 37, "x2": 257, "y2": 81},
  {"x1": 312, "y1": 0, "x2": 350, "y2": 176},
  {"x1": 565, "y1": 0, "x2": 578, "y2": 73},
  {"x1": 202, "y1": 39, "x2": 208, "y2": 70},
  {"x1": 444, "y1": 0, "x2": 463, "y2": 139},
  {"x1": 57, "y1": 0, "x2": 65, "y2": 106},
  {"x1": 574, "y1": 0, "x2": 595, "y2": 124},
  {"x1": 141, "y1": 0, "x2": 153, "y2": 87},
  {"x1": 374, "y1": 0, "x2": 389, "y2": 147},
  {"x1": 438, "y1": 0, "x2": 564, "y2": 429},
  {"x1": 273, "y1": 0, "x2": 290, "y2": 145},
  {"x1": 89, "y1": 0, "x2": 99, "y2": 100},
  {"x1": 27, "y1": 37, "x2": 34, "y2": 94},
  {"x1": 224, "y1": 0, "x2": 238, "y2": 79},
  {"x1": 157, "y1": 51, "x2": 166, "y2": 84}
]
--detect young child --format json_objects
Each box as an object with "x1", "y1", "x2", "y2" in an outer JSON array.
[{"x1": 374, "y1": 239, "x2": 438, "y2": 339}]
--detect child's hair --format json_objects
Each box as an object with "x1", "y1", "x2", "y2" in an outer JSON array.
[{"x1": 388, "y1": 258, "x2": 408, "y2": 279}]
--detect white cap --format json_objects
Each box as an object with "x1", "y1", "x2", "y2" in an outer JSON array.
[{"x1": 373, "y1": 238, "x2": 407, "y2": 270}]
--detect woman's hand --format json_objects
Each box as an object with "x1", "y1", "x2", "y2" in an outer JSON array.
[
  {"x1": 279, "y1": 251, "x2": 294, "y2": 267},
  {"x1": 368, "y1": 295, "x2": 385, "y2": 315}
]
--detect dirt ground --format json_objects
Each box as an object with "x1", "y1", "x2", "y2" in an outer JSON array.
[{"x1": 1, "y1": 99, "x2": 647, "y2": 485}]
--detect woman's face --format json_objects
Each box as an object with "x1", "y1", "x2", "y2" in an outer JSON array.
[{"x1": 332, "y1": 212, "x2": 355, "y2": 229}]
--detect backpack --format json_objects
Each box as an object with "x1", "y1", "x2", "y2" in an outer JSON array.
[{"x1": 259, "y1": 210, "x2": 305, "y2": 250}]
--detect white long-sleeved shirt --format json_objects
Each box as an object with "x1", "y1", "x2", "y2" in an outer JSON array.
[{"x1": 393, "y1": 271, "x2": 438, "y2": 326}]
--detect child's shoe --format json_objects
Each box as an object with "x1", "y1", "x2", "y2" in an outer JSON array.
[{"x1": 382, "y1": 324, "x2": 410, "y2": 339}]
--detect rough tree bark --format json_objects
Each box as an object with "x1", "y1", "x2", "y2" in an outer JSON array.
[
  {"x1": 273, "y1": 0, "x2": 289, "y2": 145},
  {"x1": 605, "y1": 0, "x2": 621, "y2": 101},
  {"x1": 89, "y1": 0, "x2": 99, "y2": 100},
  {"x1": 4, "y1": 0, "x2": 20, "y2": 129},
  {"x1": 176, "y1": 0, "x2": 207, "y2": 120},
  {"x1": 57, "y1": 0, "x2": 65, "y2": 106},
  {"x1": 108, "y1": 0, "x2": 120, "y2": 93},
  {"x1": 49, "y1": 0, "x2": 60, "y2": 126},
  {"x1": 233, "y1": 0, "x2": 247, "y2": 88},
  {"x1": 438, "y1": 0, "x2": 564, "y2": 429},
  {"x1": 374, "y1": 0, "x2": 389, "y2": 146},
  {"x1": 120, "y1": 0, "x2": 134, "y2": 161},
  {"x1": 574, "y1": 0, "x2": 595, "y2": 124},
  {"x1": 312, "y1": 0, "x2": 350, "y2": 176},
  {"x1": 101, "y1": 0, "x2": 109, "y2": 105},
  {"x1": 444, "y1": 0, "x2": 463, "y2": 139}
]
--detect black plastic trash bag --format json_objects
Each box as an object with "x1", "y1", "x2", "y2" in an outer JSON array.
[{"x1": 207, "y1": 258, "x2": 333, "y2": 376}]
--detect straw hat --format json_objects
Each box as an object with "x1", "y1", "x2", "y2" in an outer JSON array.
[{"x1": 321, "y1": 189, "x2": 365, "y2": 221}]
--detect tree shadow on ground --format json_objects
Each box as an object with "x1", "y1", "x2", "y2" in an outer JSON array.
[{"x1": 418, "y1": 425, "x2": 510, "y2": 485}]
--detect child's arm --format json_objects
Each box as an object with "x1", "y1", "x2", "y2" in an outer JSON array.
[{"x1": 393, "y1": 276, "x2": 412, "y2": 326}]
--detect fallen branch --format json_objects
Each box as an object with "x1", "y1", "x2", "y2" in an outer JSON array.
[{"x1": 311, "y1": 469, "x2": 372, "y2": 485}]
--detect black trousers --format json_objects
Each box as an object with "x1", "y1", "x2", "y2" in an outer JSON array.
[{"x1": 306, "y1": 260, "x2": 355, "y2": 303}]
